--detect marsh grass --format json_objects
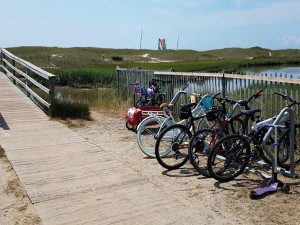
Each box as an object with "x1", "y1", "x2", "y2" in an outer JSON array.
[
  {"x1": 7, "y1": 46, "x2": 300, "y2": 120},
  {"x1": 51, "y1": 99, "x2": 91, "y2": 120},
  {"x1": 7, "y1": 46, "x2": 300, "y2": 71},
  {"x1": 89, "y1": 88, "x2": 133, "y2": 113}
]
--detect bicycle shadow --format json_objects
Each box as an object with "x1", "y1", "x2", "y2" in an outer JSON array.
[{"x1": 161, "y1": 166, "x2": 200, "y2": 178}]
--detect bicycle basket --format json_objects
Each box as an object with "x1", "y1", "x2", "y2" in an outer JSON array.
[
  {"x1": 205, "y1": 106, "x2": 223, "y2": 121},
  {"x1": 200, "y1": 95, "x2": 214, "y2": 111},
  {"x1": 179, "y1": 104, "x2": 192, "y2": 119}
]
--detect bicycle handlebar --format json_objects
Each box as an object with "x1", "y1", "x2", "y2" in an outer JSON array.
[
  {"x1": 216, "y1": 89, "x2": 263, "y2": 107},
  {"x1": 275, "y1": 92, "x2": 300, "y2": 107}
]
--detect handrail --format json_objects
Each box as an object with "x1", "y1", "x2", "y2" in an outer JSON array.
[{"x1": 0, "y1": 48, "x2": 56, "y2": 115}]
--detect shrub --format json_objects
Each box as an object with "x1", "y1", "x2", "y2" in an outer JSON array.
[
  {"x1": 51, "y1": 99, "x2": 91, "y2": 120},
  {"x1": 52, "y1": 68, "x2": 116, "y2": 87},
  {"x1": 111, "y1": 56, "x2": 123, "y2": 61}
]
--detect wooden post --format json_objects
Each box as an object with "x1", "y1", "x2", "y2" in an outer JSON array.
[
  {"x1": 12, "y1": 59, "x2": 16, "y2": 85},
  {"x1": 49, "y1": 76, "x2": 56, "y2": 116},
  {"x1": 1, "y1": 51, "x2": 6, "y2": 75},
  {"x1": 25, "y1": 68, "x2": 31, "y2": 97},
  {"x1": 222, "y1": 71, "x2": 226, "y2": 97}
]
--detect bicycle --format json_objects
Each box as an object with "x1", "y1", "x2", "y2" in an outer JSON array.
[
  {"x1": 137, "y1": 87, "x2": 215, "y2": 158},
  {"x1": 136, "y1": 83, "x2": 189, "y2": 157},
  {"x1": 135, "y1": 79, "x2": 171, "y2": 107},
  {"x1": 153, "y1": 91, "x2": 229, "y2": 170},
  {"x1": 188, "y1": 90, "x2": 263, "y2": 177},
  {"x1": 207, "y1": 92, "x2": 300, "y2": 183}
]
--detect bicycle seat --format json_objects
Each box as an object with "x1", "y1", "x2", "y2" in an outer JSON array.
[{"x1": 241, "y1": 109, "x2": 261, "y2": 117}]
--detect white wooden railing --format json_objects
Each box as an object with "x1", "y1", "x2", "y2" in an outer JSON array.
[{"x1": 0, "y1": 48, "x2": 56, "y2": 114}]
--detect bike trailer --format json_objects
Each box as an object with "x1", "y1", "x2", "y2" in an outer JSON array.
[{"x1": 125, "y1": 106, "x2": 164, "y2": 131}]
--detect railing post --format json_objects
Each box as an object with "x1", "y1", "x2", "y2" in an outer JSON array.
[
  {"x1": 25, "y1": 68, "x2": 31, "y2": 97},
  {"x1": 49, "y1": 76, "x2": 56, "y2": 116},
  {"x1": 2, "y1": 52, "x2": 6, "y2": 75},
  {"x1": 222, "y1": 71, "x2": 226, "y2": 97},
  {"x1": 0, "y1": 49, "x2": 3, "y2": 64},
  {"x1": 12, "y1": 59, "x2": 16, "y2": 85}
]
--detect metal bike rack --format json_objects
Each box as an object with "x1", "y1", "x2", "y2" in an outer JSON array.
[{"x1": 261, "y1": 107, "x2": 296, "y2": 178}]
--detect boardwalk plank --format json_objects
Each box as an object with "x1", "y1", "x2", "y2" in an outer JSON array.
[{"x1": 0, "y1": 72, "x2": 208, "y2": 225}]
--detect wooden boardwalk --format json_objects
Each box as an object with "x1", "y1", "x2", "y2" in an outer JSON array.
[{"x1": 0, "y1": 72, "x2": 207, "y2": 225}]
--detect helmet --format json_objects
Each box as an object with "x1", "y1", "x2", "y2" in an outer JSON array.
[{"x1": 147, "y1": 88, "x2": 155, "y2": 97}]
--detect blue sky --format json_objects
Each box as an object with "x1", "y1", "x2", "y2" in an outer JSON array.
[{"x1": 1, "y1": 0, "x2": 300, "y2": 51}]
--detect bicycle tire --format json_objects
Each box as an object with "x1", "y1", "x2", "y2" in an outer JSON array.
[
  {"x1": 190, "y1": 117, "x2": 244, "y2": 178},
  {"x1": 188, "y1": 129, "x2": 215, "y2": 177},
  {"x1": 196, "y1": 116, "x2": 211, "y2": 131},
  {"x1": 137, "y1": 116, "x2": 173, "y2": 157},
  {"x1": 155, "y1": 124, "x2": 192, "y2": 170},
  {"x1": 207, "y1": 134, "x2": 251, "y2": 182}
]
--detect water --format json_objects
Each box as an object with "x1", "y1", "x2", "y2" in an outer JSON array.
[
  {"x1": 244, "y1": 66, "x2": 300, "y2": 79},
  {"x1": 55, "y1": 86, "x2": 105, "y2": 104}
]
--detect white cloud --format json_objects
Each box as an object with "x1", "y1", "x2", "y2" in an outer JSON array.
[{"x1": 280, "y1": 36, "x2": 300, "y2": 49}]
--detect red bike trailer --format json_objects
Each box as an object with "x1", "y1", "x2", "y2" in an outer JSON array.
[{"x1": 125, "y1": 106, "x2": 165, "y2": 131}]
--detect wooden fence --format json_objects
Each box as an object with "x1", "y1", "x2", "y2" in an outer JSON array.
[
  {"x1": 116, "y1": 67, "x2": 300, "y2": 122},
  {"x1": 0, "y1": 48, "x2": 56, "y2": 115}
]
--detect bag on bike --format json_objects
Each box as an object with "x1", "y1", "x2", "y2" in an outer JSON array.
[
  {"x1": 179, "y1": 103, "x2": 193, "y2": 119},
  {"x1": 125, "y1": 107, "x2": 142, "y2": 127}
]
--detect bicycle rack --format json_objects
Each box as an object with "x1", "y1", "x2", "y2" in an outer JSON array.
[{"x1": 249, "y1": 107, "x2": 296, "y2": 199}]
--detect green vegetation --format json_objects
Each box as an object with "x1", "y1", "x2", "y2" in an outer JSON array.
[
  {"x1": 51, "y1": 99, "x2": 91, "y2": 120},
  {"x1": 7, "y1": 46, "x2": 300, "y2": 69},
  {"x1": 51, "y1": 67, "x2": 116, "y2": 87},
  {"x1": 6, "y1": 46, "x2": 300, "y2": 87},
  {"x1": 4, "y1": 46, "x2": 300, "y2": 119}
]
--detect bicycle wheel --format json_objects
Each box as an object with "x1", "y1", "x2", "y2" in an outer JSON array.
[
  {"x1": 155, "y1": 124, "x2": 192, "y2": 170},
  {"x1": 207, "y1": 134, "x2": 251, "y2": 182},
  {"x1": 225, "y1": 115, "x2": 244, "y2": 135},
  {"x1": 196, "y1": 116, "x2": 212, "y2": 131},
  {"x1": 137, "y1": 116, "x2": 173, "y2": 157},
  {"x1": 277, "y1": 124, "x2": 300, "y2": 168},
  {"x1": 189, "y1": 129, "x2": 216, "y2": 177}
]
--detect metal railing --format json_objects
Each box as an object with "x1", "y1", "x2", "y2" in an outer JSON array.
[{"x1": 0, "y1": 49, "x2": 56, "y2": 115}]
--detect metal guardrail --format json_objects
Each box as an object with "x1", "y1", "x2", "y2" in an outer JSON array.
[{"x1": 0, "y1": 48, "x2": 56, "y2": 115}]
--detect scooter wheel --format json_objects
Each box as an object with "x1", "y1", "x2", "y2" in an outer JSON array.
[
  {"x1": 126, "y1": 121, "x2": 134, "y2": 130},
  {"x1": 249, "y1": 191, "x2": 256, "y2": 199},
  {"x1": 282, "y1": 184, "x2": 290, "y2": 194}
]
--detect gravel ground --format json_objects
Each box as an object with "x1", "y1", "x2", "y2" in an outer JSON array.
[
  {"x1": 71, "y1": 110, "x2": 300, "y2": 225},
  {"x1": 1, "y1": 109, "x2": 300, "y2": 225}
]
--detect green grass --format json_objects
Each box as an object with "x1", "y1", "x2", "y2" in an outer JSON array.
[
  {"x1": 51, "y1": 99, "x2": 91, "y2": 120},
  {"x1": 6, "y1": 46, "x2": 300, "y2": 70},
  {"x1": 5, "y1": 46, "x2": 300, "y2": 118}
]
